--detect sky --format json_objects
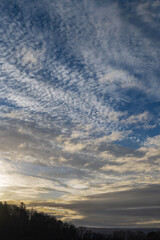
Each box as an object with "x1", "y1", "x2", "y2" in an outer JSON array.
[{"x1": 0, "y1": 0, "x2": 160, "y2": 228}]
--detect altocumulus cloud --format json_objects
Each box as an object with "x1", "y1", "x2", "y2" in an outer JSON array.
[{"x1": 0, "y1": 0, "x2": 160, "y2": 227}]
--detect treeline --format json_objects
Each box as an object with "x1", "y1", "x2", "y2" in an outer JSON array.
[{"x1": 0, "y1": 202, "x2": 159, "y2": 240}]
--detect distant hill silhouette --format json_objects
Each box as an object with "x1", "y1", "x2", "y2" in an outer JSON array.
[{"x1": 0, "y1": 202, "x2": 159, "y2": 240}]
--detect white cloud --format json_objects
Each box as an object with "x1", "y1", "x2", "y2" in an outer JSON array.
[
  {"x1": 95, "y1": 131, "x2": 126, "y2": 144},
  {"x1": 136, "y1": 1, "x2": 160, "y2": 26},
  {"x1": 18, "y1": 143, "x2": 26, "y2": 149},
  {"x1": 122, "y1": 112, "x2": 150, "y2": 125},
  {"x1": 63, "y1": 142, "x2": 85, "y2": 153},
  {"x1": 143, "y1": 135, "x2": 160, "y2": 148}
]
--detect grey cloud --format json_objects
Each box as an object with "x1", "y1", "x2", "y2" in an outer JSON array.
[
  {"x1": 28, "y1": 185, "x2": 160, "y2": 227},
  {"x1": 42, "y1": 167, "x2": 91, "y2": 181},
  {"x1": 62, "y1": 152, "x2": 104, "y2": 170},
  {"x1": 98, "y1": 143, "x2": 145, "y2": 158},
  {"x1": 0, "y1": 119, "x2": 62, "y2": 154}
]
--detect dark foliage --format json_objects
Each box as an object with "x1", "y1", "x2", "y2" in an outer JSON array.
[
  {"x1": 0, "y1": 202, "x2": 76, "y2": 240},
  {"x1": 0, "y1": 202, "x2": 159, "y2": 240}
]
